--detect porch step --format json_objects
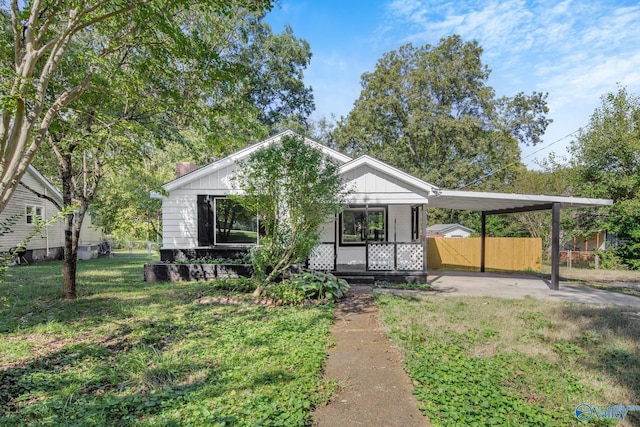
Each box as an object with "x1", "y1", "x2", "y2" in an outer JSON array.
[{"x1": 338, "y1": 275, "x2": 376, "y2": 285}]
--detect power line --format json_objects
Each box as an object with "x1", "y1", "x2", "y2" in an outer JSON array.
[{"x1": 457, "y1": 129, "x2": 581, "y2": 190}]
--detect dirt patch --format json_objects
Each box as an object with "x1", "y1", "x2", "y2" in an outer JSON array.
[{"x1": 312, "y1": 286, "x2": 429, "y2": 426}]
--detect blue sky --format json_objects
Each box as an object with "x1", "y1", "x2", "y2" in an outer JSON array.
[{"x1": 265, "y1": 0, "x2": 640, "y2": 168}]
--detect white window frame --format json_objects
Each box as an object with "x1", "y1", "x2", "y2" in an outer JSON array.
[{"x1": 26, "y1": 205, "x2": 44, "y2": 224}]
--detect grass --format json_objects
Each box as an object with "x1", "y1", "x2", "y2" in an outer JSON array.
[
  {"x1": 376, "y1": 293, "x2": 640, "y2": 426},
  {"x1": 0, "y1": 258, "x2": 334, "y2": 426},
  {"x1": 540, "y1": 266, "x2": 640, "y2": 298}
]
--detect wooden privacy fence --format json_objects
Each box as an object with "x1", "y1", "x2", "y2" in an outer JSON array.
[{"x1": 427, "y1": 237, "x2": 542, "y2": 271}]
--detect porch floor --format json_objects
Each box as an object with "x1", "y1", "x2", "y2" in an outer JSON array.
[{"x1": 332, "y1": 269, "x2": 428, "y2": 285}]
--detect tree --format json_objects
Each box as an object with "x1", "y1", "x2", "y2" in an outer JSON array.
[
  {"x1": 332, "y1": 36, "x2": 551, "y2": 191},
  {"x1": 233, "y1": 135, "x2": 349, "y2": 293},
  {"x1": 89, "y1": 10, "x2": 315, "y2": 241},
  {"x1": 0, "y1": 0, "x2": 272, "y2": 218},
  {"x1": 25, "y1": 3, "x2": 284, "y2": 299},
  {"x1": 569, "y1": 86, "x2": 640, "y2": 269}
]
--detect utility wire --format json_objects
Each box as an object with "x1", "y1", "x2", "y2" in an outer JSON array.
[{"x1": 457, "y1": 129, "x2": 581, "y2": 190}]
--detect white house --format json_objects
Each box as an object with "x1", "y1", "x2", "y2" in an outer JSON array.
[
  {"x1": 426, "y1": 223, "x2": 475, "y2": 238},
  {"x1": 154, "y1": 130, "x2": 613, "y2": 286},
  {"x1": 0, "y1": 165, "x2": 102, "y2": 262}
]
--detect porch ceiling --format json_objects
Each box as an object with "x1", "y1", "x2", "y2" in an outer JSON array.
[{"x1": 428, "y1": 190, "x2": 613, "y2": 213}]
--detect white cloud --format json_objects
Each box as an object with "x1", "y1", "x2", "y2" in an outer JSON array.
[{"x1": 380, "y1": 0, "x2": 640, "y2": 165}]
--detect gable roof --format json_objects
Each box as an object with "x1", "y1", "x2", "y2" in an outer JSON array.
[
  {"x1": 426, "y1": 223, "x2": 475, "y2": 234},
  {"x1": 340, "y1": 155, "x2": 439, "y2": 194},
  {"x1": 160, "y1": 130, "x2": 613, "y2": 211},
  {"x1": 339, "y1": 155, "x2": 439, "y2": 202},
  {"x1": 25, "y1": 165, "x2": 63, "y2": 204},
  {"x1": 164, "y1": 130, "x2": 352, "y2": 192}
]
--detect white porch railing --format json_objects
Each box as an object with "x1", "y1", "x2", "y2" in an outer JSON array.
[
  {"x1": 308, "y1": 242, "x2": 425, "y2": 272},
  {"x1": 308, "y1": 243, "x2": 335, "y2": 271},
  {"x1": 368, "y1": 242, "x2": 424, "y2": 271}
]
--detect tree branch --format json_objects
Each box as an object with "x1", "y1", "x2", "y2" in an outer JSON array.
[{"x1": 19, "y1": 181, "x2": 63, "y2": 210}]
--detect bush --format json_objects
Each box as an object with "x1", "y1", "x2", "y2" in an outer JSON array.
[
  {"x1": 595, "y1": 249, "x2": 629, "y2": 270},
  {"x1": 291, "y1": 271, "x2": 349, "y2": 301}
]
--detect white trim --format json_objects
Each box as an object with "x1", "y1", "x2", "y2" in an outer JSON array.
[
  {"x1": 429, "y1": 190, "x2": 613, "y2": 211},
  {"x1": 164, "y1": 130, "x2": 352, "y2": 192},
  {"x1": 26, "y1": 165, "x2": 63, "y2": 204},
  {"x1": 339, "y1": 155, "x2": 440, "y2": 196}
]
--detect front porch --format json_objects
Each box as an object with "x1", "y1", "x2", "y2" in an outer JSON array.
[{"x1": 309, "y1": 241, "x2": 428, "y2": 284}]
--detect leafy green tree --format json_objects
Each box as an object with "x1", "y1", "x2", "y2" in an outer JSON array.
[
  {"x1": 332, "y1": 35, "x2": 551, "y2": 191},
  {"x1": 569, "y1": 86, "x2": 640, "y2": 268},
  {"x1": 233, "y1": 135, "x2": 349, "y2": 293},
  {"x1": 25, "y1": 2, "x2": 278, "y2": 299},
  {"x1": 0, "y1": 0, "x2": 272, "y2": 218},
  {"x1": 89, "y1": 10, "x2": 315, "y2": 242}
]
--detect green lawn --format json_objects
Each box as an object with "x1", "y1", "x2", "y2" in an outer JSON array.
[
  {"x1": 0, "y1": 258, "x2": 333, "y2": 426},
  {"x1": 376, "y1": 293, "x2": 640, "y2": 426}
]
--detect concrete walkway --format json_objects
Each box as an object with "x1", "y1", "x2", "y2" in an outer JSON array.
[
  {"x1": 312, "y1": 286, "x2": 430, "y2": 427},
  {"x1": 375, "y1": 271, "x2": 640, "y2": 309}
]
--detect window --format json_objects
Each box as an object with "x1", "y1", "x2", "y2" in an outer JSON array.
[
  {"x1": 26, "y1": 205, "x2": 43, "y2": 224},
  {"x1": 340, "y1": 207, "x2": 386, "y2": 245},
  {"x1": 197, "y1": 196, "x2": 258, "y2": 246},
  {"x1": 214, "y1": 198, "x2": 257, "y2": 244},
  {"x1": 411, "y1": 205, "x2": 423, "y2": 241}
]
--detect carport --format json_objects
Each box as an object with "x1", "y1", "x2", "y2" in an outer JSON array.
[{"x1": 427, "y1": 190, "x2": 613, "y2": 290}]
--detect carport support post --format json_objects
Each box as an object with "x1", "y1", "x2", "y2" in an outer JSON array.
[
  {"x1": 422, "y1": 204, "x2": 427, "y2": 272},
  {"x1": 551, "y1": 202, "x2": 561, "y2": 290},
  {"x1": 480, "y1": 211, "x2": 486, "y2": 273}
]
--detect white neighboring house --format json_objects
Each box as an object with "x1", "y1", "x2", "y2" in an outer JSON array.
[
  {"x1": 426, "y1": 223, "x2": 475, "y2": 238},
  {"x1": 0, "y1": 165, "x2": 102, "y2": 262},
  {"x1": 153, "y1": 130, "x2": 612, "y2": 284}
]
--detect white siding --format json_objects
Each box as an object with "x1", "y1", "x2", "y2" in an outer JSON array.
[
  {"x1": 185, "y1": 163, "x2": 239, "y2": 193},
  {"x1": 443, "y1": 228, "x2": 472, "y2": 238},
  {"x1": 337, "y1": 246, "x2": 365, "y2": 266},
  {"x1": 342, "y1": 164, "x2": 430, "y2": 204},
  {"x1": 161, "y1": 191, "x2": 199, "y2": 249},
  {"x1": 79, "y1": 212, "x2": 102, "y2": 245},
  {"x1": 388, "y1": 205, "x2": 412, "y2": 242},
  {"x1": 319, "y1": 217, "x2": 335, "y2": 242},
  {"x1": 0, "y1": 171, "x2": 64, "y2": 253}
]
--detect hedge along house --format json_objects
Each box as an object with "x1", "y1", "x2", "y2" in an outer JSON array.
[{"x1": 154, "y1": 130, "x2": 612, "y2": 288}]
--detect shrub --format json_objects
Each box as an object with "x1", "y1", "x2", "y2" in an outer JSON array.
[{"x1": 291, "y1": 271, "x2": 349, "y2": 301}]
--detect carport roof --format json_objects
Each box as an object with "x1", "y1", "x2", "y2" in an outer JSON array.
[{"x1": 427, "y1": 189, "x2": 613, "y2": 213}]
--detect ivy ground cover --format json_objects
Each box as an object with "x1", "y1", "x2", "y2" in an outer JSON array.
[
  {"x1": 0, "y1": 258, "x2": 333, "y2": 426},
  {"x1": 376, "y1": 293, "x2": 640, "y2": 426}
]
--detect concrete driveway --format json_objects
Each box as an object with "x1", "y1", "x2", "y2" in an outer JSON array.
[{"x1": 375, "y1": 271, "x2": 640, "y2": 309}]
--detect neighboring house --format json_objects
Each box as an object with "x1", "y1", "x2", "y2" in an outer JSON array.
[
  {"x1": 154, "y1": 130, "x2": 612, "y2": 285},
  {"x1": 565, "y1": 230, "x2": 622, "y2": 252},
  {"x1": 0, "y1": 165, "x2": 102, "y2": 263},
  {"x1": 426, "y1": 223, "x2": 475, "y2": 238}
]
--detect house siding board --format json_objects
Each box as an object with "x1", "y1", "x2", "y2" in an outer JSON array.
[
  {"x1": 388, "y1": 205, "x2": 412, "y2": 242},
  {"x1": 342, "y1": 165, "x2": 430, "y2": 204},
  {"x1": 0, "y1": 170, "x2": 64, "y2": 253},
  {"x1": 185, "y1": 164, "x2": 238, "y2": 192},
  {"x1": 337, "y1": 246, "x2": 365, "y2": 267},
  {"x1": 319, "y1": 218, "x2": 335, "y2": 242},
  {"x1": 162, "y1": 192, "x2": 198, "y2": 249}
]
